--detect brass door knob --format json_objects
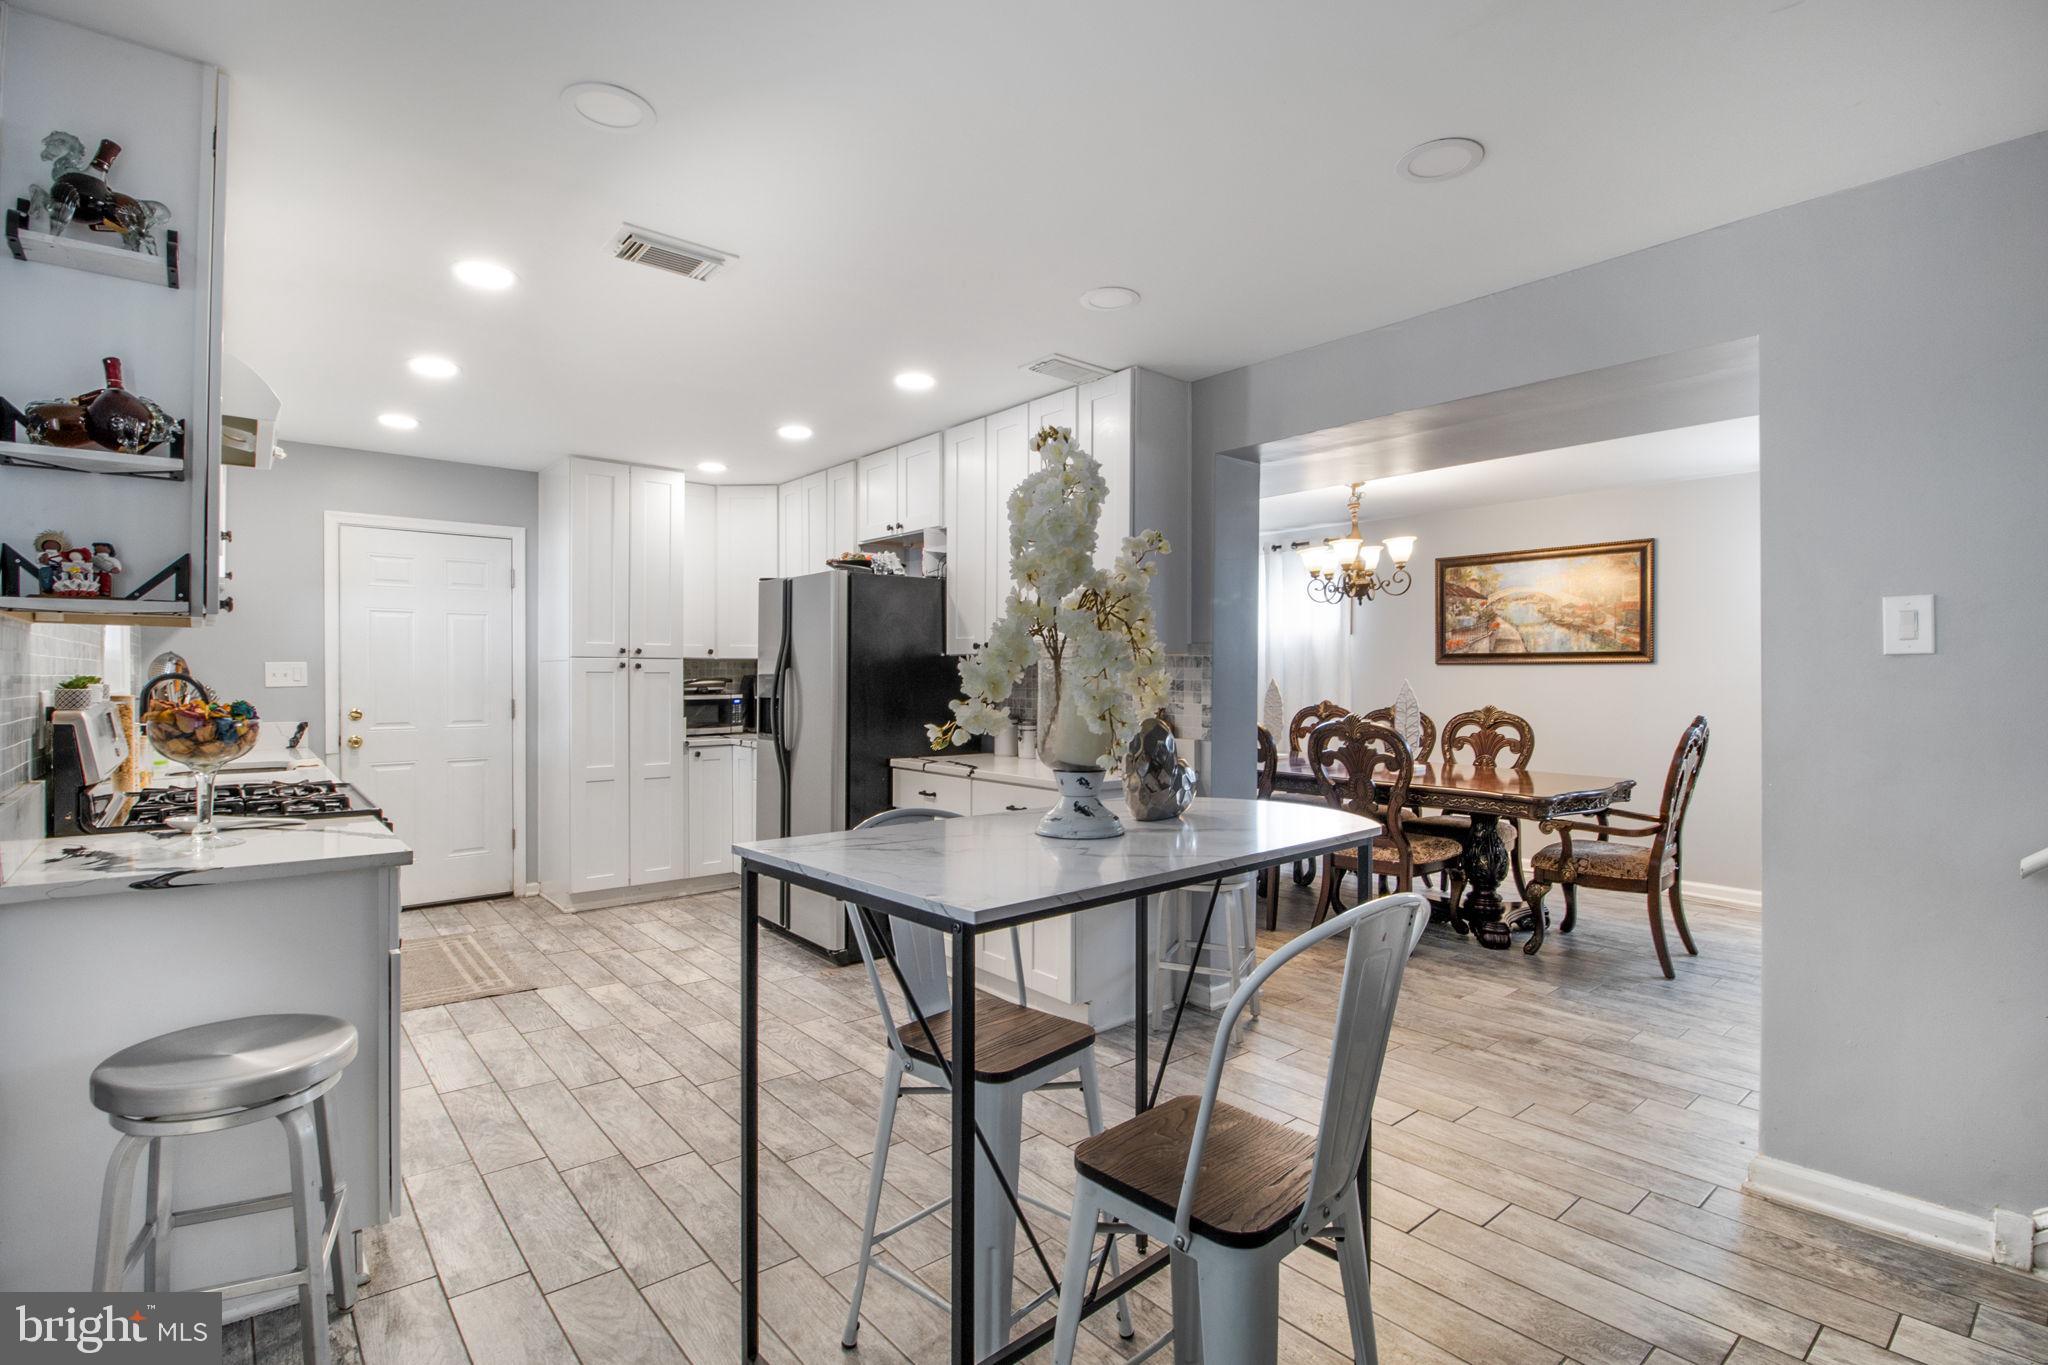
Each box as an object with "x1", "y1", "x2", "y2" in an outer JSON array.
[
  {"x1": 348, "y1": 707, "x2": 363, "y2": 721},
  {"x1": 347, "y1": 735, "x2": 363, "y2": 749}
]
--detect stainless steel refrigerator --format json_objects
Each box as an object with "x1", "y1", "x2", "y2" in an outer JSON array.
[{"x1": 756, "y1": 571, "x2": 956, "y2": 960}]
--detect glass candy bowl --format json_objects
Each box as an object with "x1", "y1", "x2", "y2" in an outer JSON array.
[{"x1": 144, "y1": 698, "x2": 259, "y2": 847}]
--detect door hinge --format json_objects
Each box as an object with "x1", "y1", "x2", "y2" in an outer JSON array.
[
  {"x1": 510, "y1": 697, "x2": 517, "y2": 720},
  {"x1": 511, "y1": 829, "x2": 517, "y2": 850}
]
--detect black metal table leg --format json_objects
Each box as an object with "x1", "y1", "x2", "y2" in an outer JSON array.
[
  {"x1": 950, "y1": 924, "x2": 977, "y2": 1365},
  {"x1": 1133, "y1": 893, "x2": 1149, "y2": 1112},
  {"x1": 739, "y1": 866, "x2": 760, "y2": 1362}
]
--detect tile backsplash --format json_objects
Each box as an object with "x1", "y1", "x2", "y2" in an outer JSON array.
[{"x1": 0, "y1": 617, "x2": 107, "y2": 795}]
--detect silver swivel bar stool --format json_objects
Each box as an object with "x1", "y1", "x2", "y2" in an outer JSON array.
[{"x1": 88, "y1": 1014, "x2": 360, "y2": 1365}]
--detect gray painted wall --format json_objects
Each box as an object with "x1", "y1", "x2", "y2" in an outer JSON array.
[
  {"x1": 1194, "y1": 133, "x2": 2048, "y2": 1218},
  {"x1": 140, "y1": 443, "x2": 541, "y2": 880},
  {"x1": 1266, "y1": 471, "x2": 1762, "y2": 892}
]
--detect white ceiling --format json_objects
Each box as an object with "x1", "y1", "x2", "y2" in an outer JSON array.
[
  {"x1": 37, "y1": 1, "x2": 2048, "y2": 480},
  {"x1": 1258, "y1": 417, "x2": 1760, "y2": 534}
]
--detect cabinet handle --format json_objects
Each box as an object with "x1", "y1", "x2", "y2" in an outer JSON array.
[
  {"x1": 634, "y1": 647, "x2": 643, "y2": 655},
  {"x1": 1004, "y1": 804, "x2": 1028, "y2": 812},
  {"x1": 618, "y1": 647, "x2": 627, "y2": 655},
  {"x1": 634, "y1": 662, "x2": 642, "y2": 670},
  {"x1": 917, "y1": 788, "x2": 937, "y2": 799},
  {"x1": 618, "y1": 660, "x2": 626, "y2": 669}
]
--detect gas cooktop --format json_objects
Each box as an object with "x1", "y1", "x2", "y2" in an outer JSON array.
[{"x1": 115, "y1": 779, "x2": 384, "y2": 828}]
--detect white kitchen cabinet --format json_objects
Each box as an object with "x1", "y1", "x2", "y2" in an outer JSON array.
[
  {"x1": 985, "y1": 403, "x2": 1033, "y2": 605},
  {"x1": 890, "y1": 768, "x2": 975, "y2": 814},
  {"x1": 802, "y1": 472, "x2": 832, "y2": 569},
  {"x1": 541, "y1": 459, "x2": 632, "y2": 659},
  {"x1": 942, "y1": 419, "x2": 989, "y2": 654},
  {"x1": 565, "y1": 658, "x2": 631, "y2": 895},
  {"x1": 777, "y1": 480, "x2": 806, "y2": 578},
  {"x1": 827, "y1": 462, "x2": 858, "y2": 557},
  {"x1": 733, "y1": 742, "x2": 757, "y2": 849},
  {"x1": 681, "y1": 482, "x2": 719, "y2": 658},
  {"x1": 628, "y1": 467, "x2": 690, "y2": 658},
  {"x1": 898, "y1": 432, "x2": 945, "y2": 532},
  {"x1": 856, "y1": 446, "x2": 899, "y2": 540},
  {"x1": 715, "y1": 485, "x2": 778, "y2": 658},
  {"x1": 1078, "y1": 370, "x2": 1133, "y2": 573},
  {"x1": 687, "y1": 741, "x2": 736, "y2": 877},
  {"x1": 627, "y1": 660, "x2": 688, "y2": 883},
  {"x1": 1028, "y1": 387, "x2": 1078, "y2": 442}
]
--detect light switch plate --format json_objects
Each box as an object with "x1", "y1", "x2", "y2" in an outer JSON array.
[
  {"x1": 264, "y1": 661, "x2": 310, "y2": 687},
  {"x1": 1881, "y1": 595, "x2": 1934, "y2": 655}
]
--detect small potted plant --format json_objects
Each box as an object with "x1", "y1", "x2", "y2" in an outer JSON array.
[{"x1": 54, "y1": 675, "x2": 105, "y2": 709}]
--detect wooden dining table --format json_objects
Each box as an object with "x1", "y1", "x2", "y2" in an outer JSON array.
[{"x1": 1274, "y1": 755, "x2": 1636, "y2": 950}]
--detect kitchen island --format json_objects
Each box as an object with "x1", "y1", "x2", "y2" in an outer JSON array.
[{"x1": 0, "y1": 814, "x2": 410, "y2": 1300}]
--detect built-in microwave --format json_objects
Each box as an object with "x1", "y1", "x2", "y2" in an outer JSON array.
[{"x1": 683, "y1": 676, "x2": 753, "y2": 733}]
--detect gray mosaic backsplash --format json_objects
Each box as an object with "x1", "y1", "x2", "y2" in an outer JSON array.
[{"x1": 0, "y1": 617, "x2": 106, "y2": 795}]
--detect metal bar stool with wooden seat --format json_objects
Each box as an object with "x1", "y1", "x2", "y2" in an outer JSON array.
[
  {"x1": 1050, "y1": 893, "x2": 1428, "y2": 1365},
  {"x1": 1308, "y1": 716, "x2": 1465, "y2": 923},
  {"x1": 838, "y1": 807, "x2": 1134, "y2": 1352},
  {"x1": 89, "y1": 1014, "x2": 359, "y2": 1365}
]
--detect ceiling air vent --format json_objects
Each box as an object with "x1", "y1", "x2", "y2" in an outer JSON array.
[
  {"x1": 1023, "y1": 353, "x2": 1115, "y2": 385},
  {"x1": 611, "y1": 224, "x2": 733, "y2": 282}
]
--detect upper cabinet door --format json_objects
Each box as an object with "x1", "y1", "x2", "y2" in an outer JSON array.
[
  {"x1": 897, "y1": 432, "x2": 945, "y2": 533},
  {"x1": 1077, "y1": 370, "x2": 1133, "y2": 571},
  {"x1": 985, "y1": 404, "x2": 1032, "y2": 604},
  {"x1": 942, "y1": 419, "x2": 988, "y2": 655},
  {"x1": 716, "y1": 485, "x2": 777, "y2": 658},
  {"x1": 827, "y1": 461, "x2": 858, "y2": 557},
  {"x1": 1028, "y1": 388, "x2": 1078, "y2": 445},
  {"x1": 568, "y1": 461, "x2": 633, "y2": 656},
  {"x1": 628, "y1": 467, "x2": 690, "y2": 657},
  {"x1": 801, "y1": 471, "x2": 832, "y2": 571},
  {"x1": 681, "y1": 483, "x2": 718, "y2": 658},
  {"x1": 856, "y1": 447, "x2": 899, "y2": 541},
  {"x1": 777, "y1": 481, "x2": 807, "y2": 578}
]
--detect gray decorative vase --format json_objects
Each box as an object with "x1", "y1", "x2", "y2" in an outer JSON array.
[{"x1": 1123, "y1": 713, "x2": 1197, "y2": 822}]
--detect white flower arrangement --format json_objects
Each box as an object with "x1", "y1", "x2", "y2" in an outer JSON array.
[{"x1": 928, "y1": 426, "x2": 1170, "y2": 763}]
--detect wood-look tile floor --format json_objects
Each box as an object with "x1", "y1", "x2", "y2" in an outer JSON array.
[{"x1": 227, "y1": 879, "x2": 2048, "y2": 1364}]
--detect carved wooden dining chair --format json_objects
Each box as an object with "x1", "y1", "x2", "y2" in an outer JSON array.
[
  {"x1": 1359, "y1": 706, "x2": 1435, "y2": 765},
  {"x1": 1287, "y1": 700, "x2": 1349, "y2": 758},
  {"x1": 1254, "y1": 724, "x2": 1282, "y2": 928},
  {"x1": 1307, "y1": 716, "x2": 1464, "y2": 924},
  {"x1": 1362, "y1": 704, "x2": 1446, "y2": 894},
  {"x1": 1433, "y1": 705, "x2": 1537, "y2": 896},
  {"x1": 1522, "y1": 715, "x2": 1710, "y2": 977}
]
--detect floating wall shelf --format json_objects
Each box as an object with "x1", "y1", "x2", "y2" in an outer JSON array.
[
  {"x1": 0, "y1": 437, "x2": 185, "y2": 479},
  {"x1": 4, "y1": 201, "x2": 180, "y2": 288}
]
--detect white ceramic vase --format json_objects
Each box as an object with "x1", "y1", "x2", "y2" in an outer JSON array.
[{"x1": 1039, "y1": 705, "x2": 1123, "y2": 839}]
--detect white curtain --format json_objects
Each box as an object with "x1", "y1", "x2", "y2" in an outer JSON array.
[{"x1": 1258, "y1": 538, "x2": 1348, "y2": 731}]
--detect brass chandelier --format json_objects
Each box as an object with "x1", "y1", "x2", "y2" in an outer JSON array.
[{"x1": 1296, "y1": 483, "x2": 1416, "y2": 604}]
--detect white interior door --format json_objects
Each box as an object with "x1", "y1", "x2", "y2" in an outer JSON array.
[{"x1": 337, "y1": 524, "x2": 515, "y2": 906}]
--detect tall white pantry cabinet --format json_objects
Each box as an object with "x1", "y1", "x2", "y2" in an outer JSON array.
[{"x1": 539, "y1": 459, "x2": 770, "y2": 908}]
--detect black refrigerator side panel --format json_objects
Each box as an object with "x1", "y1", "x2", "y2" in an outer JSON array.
[{"x1": 843, "y1": 575, "x2": 956, "y2": 827}]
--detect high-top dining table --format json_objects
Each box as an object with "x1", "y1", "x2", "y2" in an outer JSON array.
[
  {"x1": 734, "y1": 797, "x2": 1381, "y2": 1364},
  {"x1": 1274, "y1": 756, "x2": 1635, "y2": 950}
]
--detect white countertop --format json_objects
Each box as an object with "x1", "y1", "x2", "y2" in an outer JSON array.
[
  {"x1": 891, "y1": 752, "x2": 1121, "y2": 792},
  {"x1": 687, "y1": 732, "x2": 759, "y2": 747},
  {"x1": 735, "y1": 796, "x2": 1377, "y2": 928},
  {"x1": 0, "y1": 816, "x2": 412, "y2": 906}
]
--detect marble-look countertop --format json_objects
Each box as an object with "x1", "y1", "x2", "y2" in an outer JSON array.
[
  {"x1": 735, "y1": 796, "x2": 1377, "y2": 928},
  {"x1": 890, "y1": 752, "x2": 1122, "y2": 792},
  {"x1": 0, "y1": 816, "x2": 412, "y2": 906}
]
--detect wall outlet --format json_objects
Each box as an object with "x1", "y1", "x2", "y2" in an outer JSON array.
[
  {"x1": 264, "y1": 661, "x2": 309, "y2": 687},
  {"x1": 1880, "y1": 595, "x2": 1934, "y2": 655}
]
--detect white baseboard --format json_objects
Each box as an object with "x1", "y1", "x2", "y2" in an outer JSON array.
[
  {"x1": 1746, "y1": 1155, "x2": 2030, "y2": 1268},
  {"x1": 1682, "y1": 879, "x2": 1761, "y2": 911},
  {"x1": 521, "y1": 881, "x2": 541, "y2": 898}
]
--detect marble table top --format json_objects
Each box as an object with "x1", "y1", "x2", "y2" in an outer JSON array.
[
  {"x1": 0, "y1": 816, "x2": 413, "y2": 906},
  {"x1": 734, "y1": 796, "x2": 1379, "y2": 928}
]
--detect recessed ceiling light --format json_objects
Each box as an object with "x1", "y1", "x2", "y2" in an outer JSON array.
[
  {"x1": 407, "y1": 355, "x2": 460, "y2": 379},
  {"x1": 894, "y1": 371, "x2": 935, "y2": 392},
  {"x1": 1079, "y1": 286, "x2": 1141, "y2": 312},
  {"x1": 451, "y1": 259, "x2": 517, "y2": 291},
  {"x1": 696, "y1": 460, "x2": 727, "y2": 473},
  {"x1": 776, "y1": 423, "x2": 812, "y2": 442},
  {"x1": 562, "y1": 82, "x2": 655, "y2": 131},
  {"x1": 377, "y1": 413, "x2": 419, "y2": 431},
  {"x1": 1397, "y1": 137, "x2": 1486, "y2": 182}
]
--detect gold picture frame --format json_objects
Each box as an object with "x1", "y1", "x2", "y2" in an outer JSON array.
[{"x1": 1436, "y1": 539, "x2": 1655, "y2": 664}]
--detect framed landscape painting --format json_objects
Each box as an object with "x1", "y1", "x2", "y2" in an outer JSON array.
[{"x1": 1436, "y1": 539, "x2": 1655, "y2": 664}]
